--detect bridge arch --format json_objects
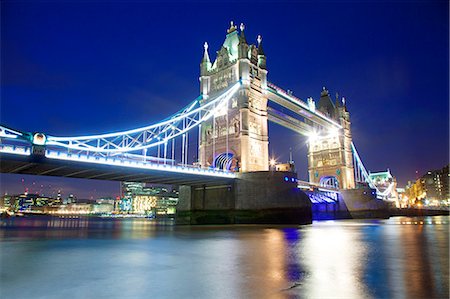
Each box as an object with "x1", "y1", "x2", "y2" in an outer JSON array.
[
  {"x1": 213, "y1": 152, "x2": 236, "y2": 171},
  {"x1": 319, "y1": 176, "x2": 339, "y2": 189}
]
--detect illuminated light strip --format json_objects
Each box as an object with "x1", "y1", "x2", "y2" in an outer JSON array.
[
  {"x1": 267, "y1": 82, "x2": 310, "y2": 110},
  {"x1": 271, "y1": 87, "x2": 342, "y2": 128},
  {"x1": 48, "y1": 82, "x2": 240, "y2": 141},
  {"x1": 0, "y1": 146, "x2": 31, "y2": 156},
  {"x1": 266, "y1": 82, "x2": 342, "y2": 129},
  {"x1": 44, "y1": 82, "x2": 241, "y2": 154},
  {"x1": 45, "y1": 151, "x2": 236, "y2": 179},
  {"x1": 318, "y1": 188, "x2": 340, "y2": 193},
  {"x1": 47, "y1": 82, "x2": 240, "y2": 153},
  {"x1": 122, "y1": 153, "x2": 174, "y2": 163},
  {"x1": 0, "y1": 126, "x2": 26, "y2": 140},
  {"x1": 49, "y1": 99, "x2": 200, "y2": 141},
  {"x1": 0, "y1": 133, "x2": 19, "y2": 139},
  {"x1": 0, "y1": 126, "x2": 24, "y2": 137},
  {"x1": 351, "y1": 142, "x2": 377, "y2": 190},
  {"x1": 298, "y1": 180, "x2": 319, "y2": 186},
  {"x1": 298, "y1": 185, "x2": 311, "y2": 189}
]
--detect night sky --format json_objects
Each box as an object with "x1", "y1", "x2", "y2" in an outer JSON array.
[{"x1": 1, "y1": 1, "x2": 448, "y2": 199}]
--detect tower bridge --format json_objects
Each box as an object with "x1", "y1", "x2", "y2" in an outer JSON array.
[{"x1": 0, "y1": 22, "x2": 394, "y2": 223}]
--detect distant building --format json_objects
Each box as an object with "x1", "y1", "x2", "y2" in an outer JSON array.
[
  {"x1": 405, "y1": 164, "x2": 449, "y2": 206},
  {"x1": 442, "y1": 165, "x2": 449, "y2": 201},
  {"x1": 396, "y1": 187, "x2": 407, "y2": 207},
  {"x1": 17, "y1": 194, "x2": 38, "y2": 211},
  {"x1": 63, "y1": 194, "x2": 76, "y2": 204},
  {"x1": 91, "y1": 203, "x2": 114, "y2": 214},
  {"x1": 56, "y1": 203, "x2": 91, "y2": 214},
  {"x1": 421, "y1": 165, "x2": 449, "y2": 202},
  {"x1": 0, "y1": 195, "x2": 15, "y2": 210},
  {"x1": 120, "y1": 182, "x2": 178, "y2": 215},
  {"x1": 121, "y1": 182, "x2": 147, "y2": 198}
]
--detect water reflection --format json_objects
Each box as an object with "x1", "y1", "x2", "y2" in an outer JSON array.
[
  {"x1": 0, "y1": 216, "x2": 448, "y2": 299},
  {"x1": 0, "y1": 216, "x2": 175, "y2": 240},
  {"x1": 297, "y1": 222, "x2": 370, "y2": 298}
]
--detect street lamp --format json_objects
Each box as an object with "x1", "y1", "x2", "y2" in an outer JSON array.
[{"x1": 269, "y1": 158, "x2": 276, "y2": 171}]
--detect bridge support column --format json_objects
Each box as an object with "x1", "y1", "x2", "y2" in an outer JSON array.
[
  {"x1": 176, "y1": 184, "x2": 235, "y2": 224},
  {"x1": 339, "y1": 188, "x2": 390, "y2": 219},
  {"x1": 176, "y1": 171, "x2": 312, "y2": 225}
]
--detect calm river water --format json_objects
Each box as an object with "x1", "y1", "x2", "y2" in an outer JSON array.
[{"x1": 0, "y1": 216, "x2": 448, "y2": 299}]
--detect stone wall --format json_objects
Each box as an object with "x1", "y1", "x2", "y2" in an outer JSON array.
[
  {"x1": 177, "y1": 171, "x2": 312, "y2": 225},
  {"x1": 340, "y1": 188, "x2": 390, "y2": 218}
]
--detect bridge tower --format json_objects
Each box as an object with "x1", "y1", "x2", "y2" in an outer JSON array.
[
  {"x1": 307, "y1": 89, "x2": 355, "y2": 189},
  {"x1": 198, "y1": 22, "x2": 269, "y2": 172}
]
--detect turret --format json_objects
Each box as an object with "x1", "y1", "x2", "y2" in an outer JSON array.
[
  {"x1": 317, "y1": 87, "x2": 335, "y2": 119},
  {"x1": 257, "y1": 35, "x2": 266, "y2": 69},
  {"x1": 200, "y1": 42, "x2": 211, "y2": 76},
  {"x1": 198, "y1": 22, "x2": 270, "y2": 172},
  {"x1": 199, "y1": 42, "x2": 211, "y2": 98},
  {"x1": 335, "y1": 92, "x2": 341, "y2": 108},
  {"x1": 238, "y1": 23, "x2": 249, "y2": 59}
]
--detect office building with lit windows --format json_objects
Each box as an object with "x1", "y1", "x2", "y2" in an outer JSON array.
[{"x1": 120, "y1": 182, "x2": 178, "y2": 216}]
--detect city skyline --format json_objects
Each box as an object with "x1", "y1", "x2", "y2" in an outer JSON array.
[{"x1": 1, "y1": 1, "x2": 448, "y2": 198}]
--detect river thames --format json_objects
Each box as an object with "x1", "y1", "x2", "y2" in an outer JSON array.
[{"x1": 0, "y1": 216, "x2": 448, "y2": 299}]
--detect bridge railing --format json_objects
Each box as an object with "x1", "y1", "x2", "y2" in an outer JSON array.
[
  {"x1": 0, "y1": 144, "x2": 31, "y2": 156},
  {"x1": 44, "y1": 149, "x2": 236, "y2": 178}
]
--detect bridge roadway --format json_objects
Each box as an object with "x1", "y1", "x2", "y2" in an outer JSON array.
[{"x1": 0, "y1": 151, "x2": 235, "y2": 186}]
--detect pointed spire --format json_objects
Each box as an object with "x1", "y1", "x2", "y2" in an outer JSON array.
[
  {"x1": 202, "y1": 42, "x2": 211, "y2": 63},
  {"x1": 257, "y1": 35, "x2": 265, "y2": 55},
  {"x1": 237, "y1": 23, "x2": 248, "y2": 59},
  {"x1": 335, "y1": 92, "x2": 341, "y2": 107},
  {"x1": 239, "y1": 23, "x2": 247, "y2": 43},
  {"x1": 200, "y1": 42, "x2": 211, "y2": 74},
  {"x1": 342, "y1": 97, "x2": 346, "y2": 107}
]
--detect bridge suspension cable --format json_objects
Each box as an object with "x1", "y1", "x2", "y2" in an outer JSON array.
[
  {"x1": 45, "y1": 82, "x2": 241, "y2": 154},
  {"x1": 0, "y1": 126, "x2": 26, "y2": 139},
  {"x1": 351, "y1": 142, "x2": 395, "y2": 199}
]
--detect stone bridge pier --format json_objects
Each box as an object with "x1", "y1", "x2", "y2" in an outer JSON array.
[{"x1": 176, "y1": 171, "x2": 312, "y2": 225}]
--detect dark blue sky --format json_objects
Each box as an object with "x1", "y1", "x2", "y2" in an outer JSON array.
[{"x1": 1, "y1": 1, "x2": 448, "y2": 198}]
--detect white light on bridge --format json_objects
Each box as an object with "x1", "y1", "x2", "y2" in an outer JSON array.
[
  {"x1": 307, "y1": 127, "x2": 340, "y2": 143},
  {"x1": 45, "y1": 150, "x2": 236, "y2": 179},
  {"x1": 269, "y1": 158, "x2": 276, "y2": 167},
  {"x1": 308, "y1": 131, "x2": 319, "y2": 142},
  {"x1": 328, "y1": 127, "x2": 340, "y2": 138}
]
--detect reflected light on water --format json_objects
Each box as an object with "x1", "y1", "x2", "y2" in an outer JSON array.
[
  {"x1": 299, "y1": 224, "x2": 370, "y2": 298},
  {"x1": 265, "y1": 229, "x2": 285, "y2": 282},
  {"x1": 0, "y1": 216, "x2": 448, "y2": 299}
]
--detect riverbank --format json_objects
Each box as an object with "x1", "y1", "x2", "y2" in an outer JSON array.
[
  {"x1": 3, "y1": 207, "x2": 449, "y2": 223},
  {"x1": 389, "y1": 207, "x2": 449, "y2": 217}
]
